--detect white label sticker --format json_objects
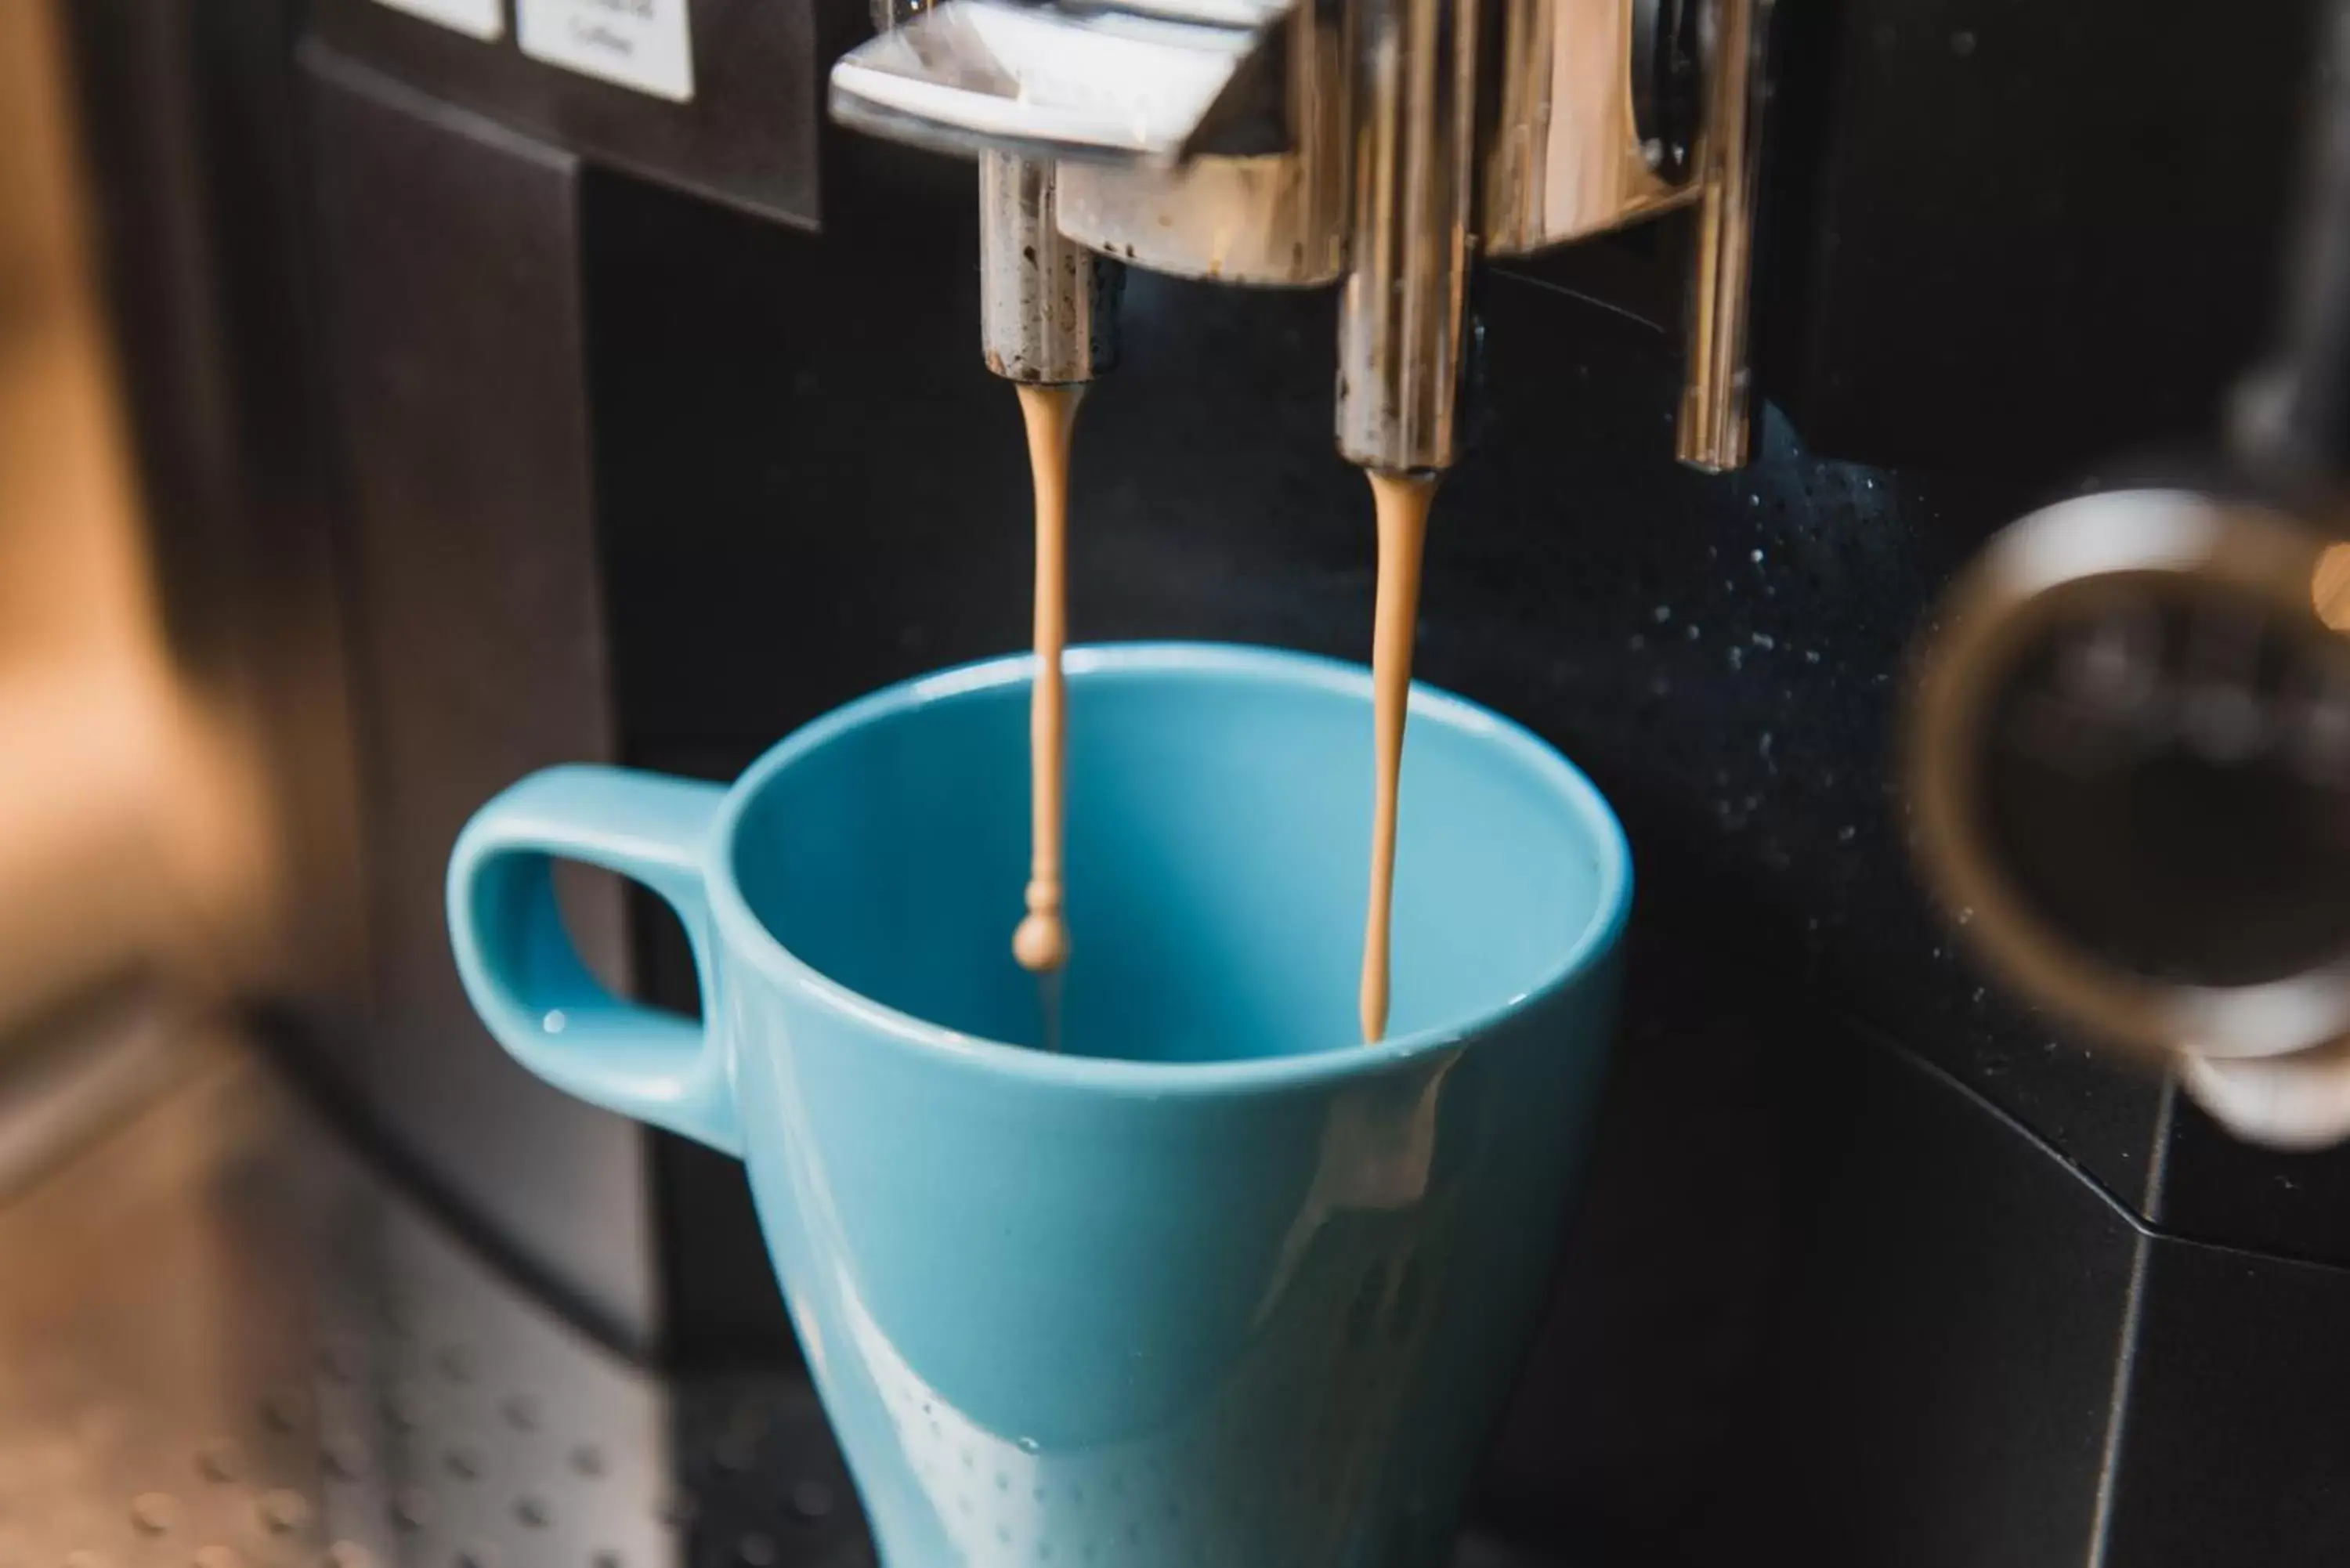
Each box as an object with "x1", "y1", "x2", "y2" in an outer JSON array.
[
  {"x1": 519, "y1": 0, "x2": 696, "y2": 103},
  {"x1": 369, "y1": 0, "x2": 504, "y2": 40}
]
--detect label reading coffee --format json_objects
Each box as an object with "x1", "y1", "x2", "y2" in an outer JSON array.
[
  {"x1": 519, "y1": 0, "x2": 694, "y2": 102},
  {"x1": 370, "y1": 0, "x2": 504, "y2": 41}
]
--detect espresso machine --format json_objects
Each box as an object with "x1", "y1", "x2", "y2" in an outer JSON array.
[{"x1": 14, "y1": 0, "x2": 2350, "y2": 1563}]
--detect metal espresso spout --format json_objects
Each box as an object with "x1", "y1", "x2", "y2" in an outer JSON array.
[
  {"x1": 829, "y1": 0, "x2": 1776, "y2": 466},
  {"x1": 1675, "y1": 0, "x2": 1771, "y2": 471},
  {"x1": 979, "y1": 151, "x2": 1121, "y2": 385},
  {"x1": 1335, "y1": 0, "x2": 1476, "y2": 473}
]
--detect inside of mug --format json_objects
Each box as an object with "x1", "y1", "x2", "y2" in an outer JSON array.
[{"x1": 729, "y1": 653, "x2": 1617, "y2": 1061}]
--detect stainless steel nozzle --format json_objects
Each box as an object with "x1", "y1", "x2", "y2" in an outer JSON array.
[
  {"x1": 979, "y1": 152, "x2": 1122, "y2": 384},
  {"x1": 1335, "y1": 0, "x2": 1477, "y2": 472}
]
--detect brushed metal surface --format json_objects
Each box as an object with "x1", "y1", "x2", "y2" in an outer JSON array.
[{"x1": 0, "y1": 1039, "x2": 674, "y2": 1568}]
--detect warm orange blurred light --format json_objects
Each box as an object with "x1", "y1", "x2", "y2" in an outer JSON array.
[
  {"x1": 2314, "y1": 541, "x2": 2350, "y2": 633},
  {"x1": 0, "y1": 0, "x2": 273, "y2": 1031}
]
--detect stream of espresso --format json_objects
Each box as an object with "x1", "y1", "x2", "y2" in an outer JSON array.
[
  {"x1": 1003, "y1": 385, "x2": 1430, "y2": 1051},
  {"x1": 1360, "y1": 468, "x2": 1438, "y2": 1043},
  {"x1": 1010, "y1": 383, "x2": 1083, "y2": 1006}
]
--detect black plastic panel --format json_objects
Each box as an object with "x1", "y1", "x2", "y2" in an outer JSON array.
[
  {"x1": 1775, "y1": 1035, "x2": 2142, "y2": 1568},
  {"x1": 303, "y1": 44, "x2": 660, "y2": 1352},
  {"x1": 1761, "y1": 0, "x2": 2319, "y2": 476},
  {"x1": 306, "y1": 0, "x2": 824, "y2": 225},
  {"x1": 1772, "y1": 1030, "x2": 2350, "y2": 1568},
  {"x1": 2102, "y1": 1234, "x2": 2350, "y2": 1566}
]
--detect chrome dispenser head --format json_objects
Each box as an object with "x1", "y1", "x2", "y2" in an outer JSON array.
[
  {"x1": 1334, "y1": 0, "x2": 1477, "y2": 473},
  {"x1": 828, "y1": 0, "x2": 1775, "y2": 469},
  {"x1": 830, "y1": 0, "x2": 1296, "y2": 166},
  {"x1": 844, "y1": 0, "x2": 1130, "y2": 385},
  {"x1": 1054, "y1": 0, "x2": 1354, "y2": 287}
]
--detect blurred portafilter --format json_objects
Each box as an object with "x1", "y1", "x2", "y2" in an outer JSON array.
[{"x1": 1905, "y1": 0, "x2": 2350, "y2": 1147}]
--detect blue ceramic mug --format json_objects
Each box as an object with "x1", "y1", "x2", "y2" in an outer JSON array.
[{"x1": 446, "y1": 642, "x2": 1629, "y2": 1568}]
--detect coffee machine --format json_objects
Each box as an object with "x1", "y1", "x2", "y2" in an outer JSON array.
[{"x1": 29, "y1": 0, "x2": 2350, "y2": 1563}]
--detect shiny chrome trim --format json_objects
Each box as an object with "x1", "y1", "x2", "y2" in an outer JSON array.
[
  {"x1": 1673, "y1": 0, "x2": 1769, "y2": 471},
  {"x1": 1054, "y1": 0, "x2": 1353, "y2": 286},
  {"x1": 1483, "y1": 0, "x2": 1703, "y2": 258},
  {"x1": 829, "y1": 0, "x2": 1281, "y2": 167},
  {"x1": 1336, "y1": 0, "x2": 1478, "y2": 471}
]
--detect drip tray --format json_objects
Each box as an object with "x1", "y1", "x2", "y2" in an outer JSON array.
[{"x1": 0, "y1": 1029, "x2": 1549, "y2": 1568}]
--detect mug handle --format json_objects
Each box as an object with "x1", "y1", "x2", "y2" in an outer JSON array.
[{"x1": 445, "y1": 764, "x2": 742, "y2": 1156}]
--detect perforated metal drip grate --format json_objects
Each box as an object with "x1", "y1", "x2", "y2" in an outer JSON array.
[
  {"x1": 0, "y1": 1042, "x2": 706, "y2": 1568},
  {"x1": 0, "y1": 1037, "x2": 1551, "y2": 1568}
]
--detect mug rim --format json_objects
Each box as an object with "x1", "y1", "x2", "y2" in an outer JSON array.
[{"x1": 702, "y1": 641, "x2": 1633, "y2": 1095}]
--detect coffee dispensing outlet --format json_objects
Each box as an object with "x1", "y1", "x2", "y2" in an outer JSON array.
[
  {"x1": 830, "y1": 0, "x2": 1770, "y2": 472},
  {"x1": 1905, "y1": 0, "x2": 2350, "y2": 1146}
]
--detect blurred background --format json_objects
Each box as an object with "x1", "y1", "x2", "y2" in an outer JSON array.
[{"x1": 0, "y1": 0, "x2": 275, "y2": 1057}]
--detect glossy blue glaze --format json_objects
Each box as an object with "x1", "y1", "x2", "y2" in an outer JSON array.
[{"x1": 447, "y1": 642, "x2": 1631, "y2": 1568}]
